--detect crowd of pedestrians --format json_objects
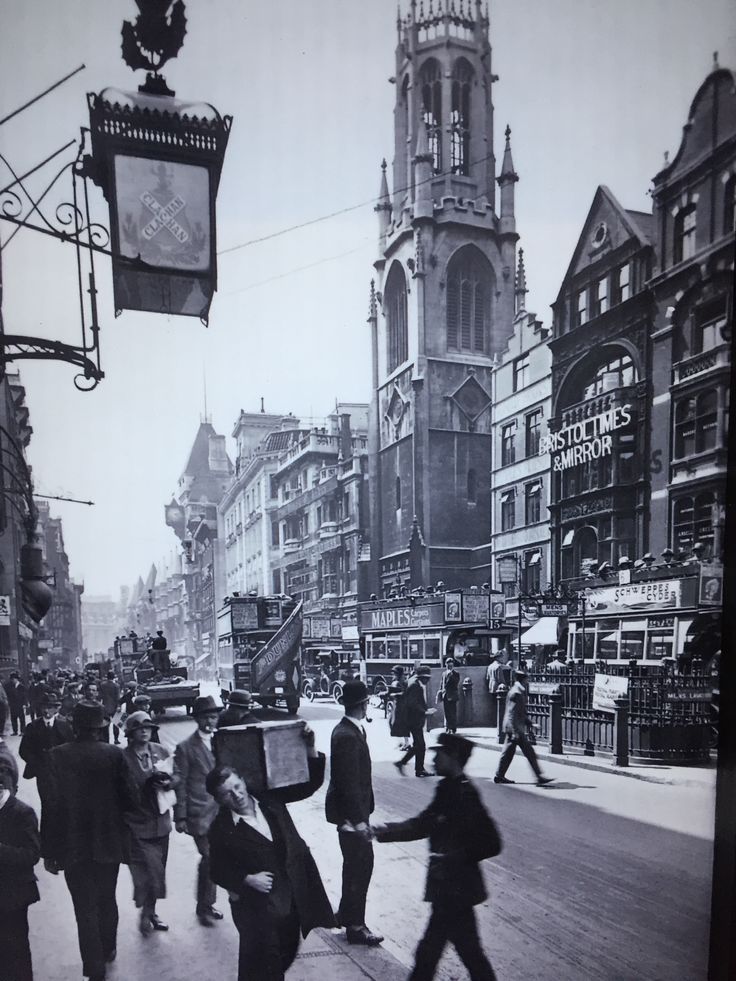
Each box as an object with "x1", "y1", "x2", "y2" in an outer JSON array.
[{"x1": 0, "y1": 660, "x2": 538, "y2": 981}]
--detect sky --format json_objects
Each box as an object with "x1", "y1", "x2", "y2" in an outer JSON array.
[{"x1": 0, "y1": 0, "x2": 734, "y2": 599}]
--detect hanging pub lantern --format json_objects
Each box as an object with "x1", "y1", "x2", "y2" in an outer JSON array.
[{"x1": 85, "y1": 0, "x2": 231, "y2": 323}]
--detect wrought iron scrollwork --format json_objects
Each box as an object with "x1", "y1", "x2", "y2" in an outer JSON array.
[{"x1": 0, "y1": 135, "x2": 108, "y2": 390}]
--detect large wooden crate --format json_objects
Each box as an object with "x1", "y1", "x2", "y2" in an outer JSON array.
[{"x1": 213, "y1": 719, "x2": 309, "y2": 795}]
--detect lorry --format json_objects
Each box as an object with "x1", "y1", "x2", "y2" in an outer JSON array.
[{"x1": 112, "y1": 635, "x2": 200, "y2": 716}]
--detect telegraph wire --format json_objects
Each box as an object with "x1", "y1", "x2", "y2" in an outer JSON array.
[
  {"x1": 221, "y1": 238, "x2": 372, "y2": 296},
  {"x1": 217, "y1": 149, "x2": 496, "y2": 257},
  {"x1": 0, "y1": 65, "x2": 86, "y2": 127}
]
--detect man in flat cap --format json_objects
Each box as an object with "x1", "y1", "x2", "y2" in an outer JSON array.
[
  {"x1": 375, "y1": 733, "x2": 502, "y2": 980},
  {"x1": 325, "y1": 679, "x2": 383, "y2": 946},
  {"x1": 494, "y1": 669, "x2": 553, "y2": 786},
  {"x1": 40, "y1": 701, "x2": 139, "y2": 981}
]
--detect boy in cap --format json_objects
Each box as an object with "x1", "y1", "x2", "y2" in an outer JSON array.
[
  {"x1": 374, "y1": 733, "x2": 501, "y2": 980},
  {"x1": 173, "y1": 694, "x2": 222, "y2": 925},
  {"x1": 325, "y1": 679, "x2": 383, "y2": 946},
  {"x1": 494, "y1": 669, "x2": 553, "y2": 786}
]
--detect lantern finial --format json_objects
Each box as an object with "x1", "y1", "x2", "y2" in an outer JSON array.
[{"x1": 121, "y1": 0, "x2": 188, "y2": 95}]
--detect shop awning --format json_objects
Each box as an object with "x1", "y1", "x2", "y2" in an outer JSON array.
[{"x1": 520, "y1": 617, "x2": 559, "y2": 645}]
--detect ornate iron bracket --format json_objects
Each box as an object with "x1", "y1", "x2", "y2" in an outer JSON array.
[{"x1": 0, "y1": 134, "x2": 108, "y2": 390}]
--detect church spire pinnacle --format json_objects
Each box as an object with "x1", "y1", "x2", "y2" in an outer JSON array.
[
  {"x1": 515, "y1": 247, "x2": 528, "y2": 314},
  {"x1": 497, "y1": 124, "x2": 518, "y2": 225},
  {"x1": 375, "y1": 158, "x2": 392, "y2": 250}
]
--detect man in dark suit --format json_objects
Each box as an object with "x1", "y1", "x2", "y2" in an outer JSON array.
[
  {"x1": 375, "y1": 733, "x2": 502, "y2": 981},
  {"x1": 325, "y1": 679, "x2": 383, "y2": 946},
  {"x1": 4, "y1": 672, "x2": 28, "y2": 735},
  {"x1": 19, "y1": 692, "x2": 74, "y2": 781},
  {"x1": 173, "y1": 694, "x2": 222, "y2": 925},
  {"x1": 0, "y1": 754, "x2": 40, "y2": 981},
  {"x1": 40, "y1": 700, "x2": 139, "y2": 981},
  {"x1": 207, "y1": 725, "x2": 335, "y2": 980},
  {"x1": 395, "y1": 664, "x2": 434, "y2": 777}
]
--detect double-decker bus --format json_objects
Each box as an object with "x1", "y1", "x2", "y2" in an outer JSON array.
[
  {"x1": 358, "y1": 589, "x2": 509, "y2": 692},
  {"x1": 217, "y1": 594, "x2": 302, "y2": 714}
]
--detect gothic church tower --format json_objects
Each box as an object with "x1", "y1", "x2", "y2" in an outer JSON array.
[{"x1": 368, "y1": 0, "x2": 518, "y2": 594}]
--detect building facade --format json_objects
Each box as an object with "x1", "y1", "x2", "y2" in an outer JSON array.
[
  {"x1": 549, "y1": 186, "x2": 655, "y2": 583},
  {"x1": 81, "y1": 595, "x2": 121, "y2": 661},
  {"x1": 35, "y1": 501, "x2": 84, "y2": 672},
  {"x1": 367, "y1": 2, "x2": 518, "y2": 596},
  {"x1": 649, "y1": 64, "x2": 735, "y2": 561},
  {"x1": 491, "y1": 251, "x2": 552, "y2": 598},
  {"x1": 271, "y1": 406, "x2": 369, "y2": 622}
]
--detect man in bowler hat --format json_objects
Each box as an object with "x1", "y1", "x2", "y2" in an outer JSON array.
[
  {"x1": 325, "y1": 679, "x2": 383, "y2": 946},
  {"x1": 395, "y1": 664, "x2": 434, "y2": 777},
  {"x1": 173, "y1": 694, "x2": 223, "y2": 925},
  {"x1": 375, "y1": 733, "x2": 502, "y2": 980},
  {"x1": 207, "y1": 724, "x2": 335, "y2": 980},
  {"x1": 40, "y1": 701, "x2": 139, "y2": 981},
  {"x1": 217, "y1": 689, "x2": 254, "y2": 728}
]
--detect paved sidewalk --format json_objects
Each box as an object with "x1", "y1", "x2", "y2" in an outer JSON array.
[
  {"x1": 294, "y1": 928, "x2": 408, "y2": 980},
  {"x1": 458, "y1": 726, "x2": 718, "y2": 788}
]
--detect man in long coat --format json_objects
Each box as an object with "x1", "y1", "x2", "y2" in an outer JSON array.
[
  {"x1": 325, "y1": 679, "x2": 383, "y2": 946},
  {"x1": 494, "y1": 669, "x2": 553, "y2": 786},
  {"x1": 173, "y1": 694, "x2": 222, "y2": 925},
  {"x1": 40, "y1": 701, "x2": 139, "y2": 981},
  {"x1": 4, "y1": 672, "x2": 28, "y2": 735},
  {"x1": 395, "y1": 664, "x2": 433, "y2": 777},
  {"x1": 207, "y1": 725, "x2": 334, "y2": 980},
  {"x1": 19, "y1": 691, "x2": 73, "y2": 843}
]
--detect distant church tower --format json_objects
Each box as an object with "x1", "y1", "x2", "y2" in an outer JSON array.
[{"x1": 367, "y1": 0, "x2": 518, "y2": 595}]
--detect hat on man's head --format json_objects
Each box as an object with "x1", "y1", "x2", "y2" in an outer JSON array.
[
  {"x1": 192, "y1": 694, "x2": 221, "y2": 716},
  {"x1": 488, "y1": 652, "x2": 498, "y2": 660},
  {"x1": 391, "y1": 664, "x2": 405, "y2": 675},
  {"x1": 416, "y1": 663, "x2": 432, "y2": 678},
  {"x1": 227, "y1": 689, "x2": 253, "y2": 708},
  {"x1": 40, "y1": 692, "x2": 61, "y2": 708},
  {"x1": 514, "y1": 668, "x2": 528, "y2": 679},
  {"x1": 72, "y1": 700, "x2": 107, "y2": 730},
  {"x1": 124, "y1": 711, "x2": 159, "y2": 735},
  {"x1": 429, "y1": 732, "x2": 475, "y2": 766},
  {"x1": 338, "y1": 679, "x2": 370, "y2": 708},
  {"x1": 132, "y1": 693, "x2": 151, "y2": 707}
]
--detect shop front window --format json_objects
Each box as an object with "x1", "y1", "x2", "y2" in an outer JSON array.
[{"x1": 597, "y1": 621, "x2": 619, "y2": 660}]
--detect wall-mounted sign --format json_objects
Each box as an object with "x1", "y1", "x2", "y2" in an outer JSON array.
[
  {"x1": 463, "y1": 594, "x2": 490, "y2": 623},
  {"x1": 231, "y1": 602, "x2": 259, "y2": 631},
  {"x1": 0, "y1": 595, "x2": 10, "y2": 626},
  {"x1": 540, "y1": 404, "x2": 632, "y2": 472}
]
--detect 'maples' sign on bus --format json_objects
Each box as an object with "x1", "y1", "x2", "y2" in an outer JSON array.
[{"x1": 540, "y1": 404, "x2": 632, "y2": 472}]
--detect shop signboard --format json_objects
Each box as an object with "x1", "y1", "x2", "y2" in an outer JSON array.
[
  {"x1": 666, "y1": 689, "x2": 713, "y2": 703},
  {"x1": 540, "y1": 404, "x2": 633, "y2": 472},
  {"x1": 592, "y1": 673, "x2": 629, "y2": 712},
  {"x1": 529, "y1": 681, "x2": 560, "y2": 695},
  {"x1": 540, "y1": 602, "x2": 569, "y2": 617},
  {"x1": 585, "y1": 579, "x2": 682, "y2": 614},
  {"x1": 360, "y1": 603, "x2": 444, "y2": 631}
]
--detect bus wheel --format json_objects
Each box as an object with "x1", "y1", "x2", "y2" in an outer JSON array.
[
  {"x1": 331, "y1": 682, "x2": 344, "y2": 704},
  {"x1": 286, "y1": 695, "x2": 300, "y2": 715}
]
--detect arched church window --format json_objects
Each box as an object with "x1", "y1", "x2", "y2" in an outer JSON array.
[
  {"x1": 451, "y1": 60, "x2": 473, "y2": 176},
  {"x1": 420, "y1": 60, "x2": 442, "y2": 174},
  {"x1": 446, "y1": 246, "x2": 491, "y2": 353},
  {"x1": 385, "y1": 262, "x2": 408, "y2": 373}
]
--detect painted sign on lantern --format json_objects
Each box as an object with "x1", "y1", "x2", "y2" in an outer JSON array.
[
  {"x1": 540, "y1": 404, "x2": 632, "y2": 472},
  {"x1": 114, "y1": 156, "x2": 211, "y2": 271}
]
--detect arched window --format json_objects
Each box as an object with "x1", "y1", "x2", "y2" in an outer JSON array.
[
  {"x1": 467, "y1": 468, "x2": 477, "y2": 504},
  {"x1": 451, "y1": 60, "x2": 472, "y2": 176},
  {"x1": 674, "y1": 204, "x2": 697, "y2": 263},
  {"x1": 420, "y1": 60, "x2": 442, "y2": 174},
  {"x1": 581, "y1": 354, "x2": 636, "y2": 401},
  {"x1": 724, "y1": 175, "x2": 736, "y2": 235},
  {"x1": 385, "y1": 262, "x2": 408, "y2": 373},
  {"x1": 446, "y1": 246, "x2": 492, "y2": 353},
  {"x1": 395, "y1": 475, "x2": 402, "y2": 510}
]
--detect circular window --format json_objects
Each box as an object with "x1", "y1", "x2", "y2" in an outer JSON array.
[{"x1": 591, "y1": 221, "x2": 608, "y2": 248}]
